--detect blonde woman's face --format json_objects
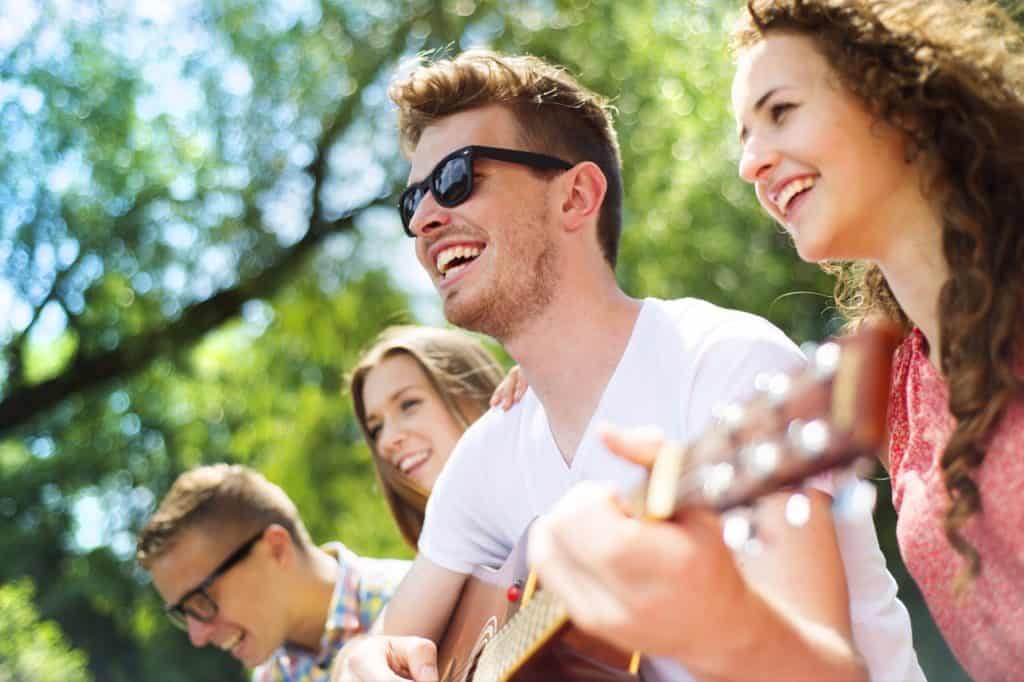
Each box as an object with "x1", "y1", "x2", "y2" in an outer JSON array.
[{"x1": 361, "y1": 353, "x2": 467, "y2": 492}]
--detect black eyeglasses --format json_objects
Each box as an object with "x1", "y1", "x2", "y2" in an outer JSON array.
[
  {"x1": 398, "y1": 145, "x2": 573, "y2": 236},
  {"x1": 164, "y1": 529, "x2": 266, "y2": 631}
]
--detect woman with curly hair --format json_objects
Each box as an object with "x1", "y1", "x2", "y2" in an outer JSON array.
[
  {"x1": 732, "y1": 0, "x2": 1024, "y2": 676},
  {"x1": 349, "y1": 325, "x2": 504, "y2": 549}
]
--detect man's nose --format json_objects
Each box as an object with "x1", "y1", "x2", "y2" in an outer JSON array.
[
  {"x1": 187, "y1": 616, "x2": 216, "y2": 648},
  {"x1": 408, "y1": 191, "x2": 452, "y2": 238}
]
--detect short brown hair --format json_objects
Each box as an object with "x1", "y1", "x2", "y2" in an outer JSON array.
[
  {"x1": 348, "y1": 326, "x2": 503, "y2": 548},
  {"x1": 389, "y1": 49, "x2": 624, "y2": 267},
  {"x1": 136, "y1": 464, "x2": 312, "y2": 570}
]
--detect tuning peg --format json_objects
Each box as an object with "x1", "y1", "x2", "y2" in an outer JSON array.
[
  {"x1": 699, "y1": 461, "x2": 736, "y2": 504},
  {"x1": 784, "y1": 492, "x2": 812, "y2": 527},
  {"x1": 787, "y1": 418, "x2": 831, "y2": 458},
  {"x1": 722, "y1": 508, "x2": 756, "y2": 551},
  {"x1": 753, "y1": 372, "x2": 792, "y2": 405},
  {"x1": 740, "y1": 441, "x2": 781, "y2": 478},
  {"x1": 713, "y1": 402, "x2": 746, "y2": 431},
  {"x1": 812, "y1": 342, "x2": 841, "y2": 380},
  {"x1": 832, "y1": 478, "x2": 878, "y2": 521}
]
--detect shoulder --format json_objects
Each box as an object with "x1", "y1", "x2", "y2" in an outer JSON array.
[
  {"x1": 251, "y1": 656, "x2": 282, "y2": 682},
  {"x1": 646, "y1": 297, "x2": 802, "y2": 372},
  {"x1": 442, "y1": 394, "x2": 536, "y2": 470},
  {"x1": 647, "y1": 297, "x2": 798, "y2": 351},
  {"x1": 320, "y1": 541, "x2": 410, "y2": 585}
]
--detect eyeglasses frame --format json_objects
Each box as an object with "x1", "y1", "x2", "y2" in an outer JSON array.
[
  {"x1": 398, "y1": 145, "x2": 573, "y2": 236},
  {"x1": 164, "y1": 528, "x2": 267, "y2": 630}
]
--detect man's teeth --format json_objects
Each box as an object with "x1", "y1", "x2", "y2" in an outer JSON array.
[
  {"x1": 220, "y1": 632, "x2": 244, "y2": 652},
  {"x1": 777, "y1": 177, "x2": 816, "y2": 214},
  {"x1": 398, "y1": 450, "x2": 430, "y2": 473},
  {"x1": 436, "y1": 245, "x2": 481, "y2": 277}
]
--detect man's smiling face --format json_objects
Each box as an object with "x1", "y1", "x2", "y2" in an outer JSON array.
[
  {"x1": 149, "y1": 526, "x2": 291, "y2": 669},
  {"x1": 405, "y1": 104, "x2": 562, "y2": 339}
]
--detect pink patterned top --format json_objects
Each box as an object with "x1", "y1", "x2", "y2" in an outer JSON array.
[{"x1": 888, "y1": 328, "x2": 1024, "y2": 681}]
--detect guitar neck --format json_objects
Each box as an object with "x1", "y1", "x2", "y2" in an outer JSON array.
[{"x1": 447, "y1": 324, "x2": 900, "y2": 682}]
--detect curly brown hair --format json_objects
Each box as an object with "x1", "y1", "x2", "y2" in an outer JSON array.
[
  {"x1": 388, "y1": 49, "x2": 624, "y2": 267},
  {"x1": 734, "y1": 0, "x2": 1024, "y2": 586}
]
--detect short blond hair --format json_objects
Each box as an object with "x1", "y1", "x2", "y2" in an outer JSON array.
[
  {"x1": 389, "y1": 49, "x2": 624, "y2": 267},
  {"x1": 136, "y1": 464, "x2": 312, "y2": 570}
]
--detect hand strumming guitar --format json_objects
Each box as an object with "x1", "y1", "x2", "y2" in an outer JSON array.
[{"x1": 331, "y1": 634, "x2": 439, "y2": 682}]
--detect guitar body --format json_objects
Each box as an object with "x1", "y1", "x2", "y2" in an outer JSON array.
[{"x1": 438, "y1": 530, "x2": 639, "y2": 682}]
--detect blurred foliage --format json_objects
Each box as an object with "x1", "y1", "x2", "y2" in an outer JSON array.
[
  {"x1": 0, "y1": 0, "x2": 967, "y2": 680},
  {"x1": 0, "y1": 579, "x2": 93, "y2": 682}
]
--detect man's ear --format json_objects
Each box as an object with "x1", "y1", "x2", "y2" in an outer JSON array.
[
  {"x1": 263, "y1": 524, "x2": 294, "y2": 567},
  {"x1": 559, "y1": 161, "x2": 607, "y2": 233}
]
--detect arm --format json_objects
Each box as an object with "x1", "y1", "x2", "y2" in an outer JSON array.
[
  {"x1": 528, "y1": 428, "x2": 865, "y2": 681},
  {"x1": 332, "y1": 555, "x2": 467, "y2": 682}
]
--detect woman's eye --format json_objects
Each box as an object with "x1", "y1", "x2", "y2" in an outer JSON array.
[
  {"x1": 770, "y1": 102, "x2": 795, "y2": 123},
  {"x1": 400, "y1": 398, "x2": 422, "y2": 412}
]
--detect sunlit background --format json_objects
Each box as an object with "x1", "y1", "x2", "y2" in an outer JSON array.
[{"x1": 0, "y1": 0, "x2": 971, "y2": 679}]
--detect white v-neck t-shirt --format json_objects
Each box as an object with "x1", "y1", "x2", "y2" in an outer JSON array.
[{"x1": 419, "y1": 297, "x2": 922, "y2": 682}]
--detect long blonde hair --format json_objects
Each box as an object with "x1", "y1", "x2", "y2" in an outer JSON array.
[{"x1": 349, "y1": 326, "x2": 503, "y2": 548}]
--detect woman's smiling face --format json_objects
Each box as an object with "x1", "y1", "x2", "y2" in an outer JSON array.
[
  {"x1": 361, "y1": 352, "x2": 466, "y2": 492},
  {"x1": 732, "y1": 31, "x2": 922, "y2": 263}
]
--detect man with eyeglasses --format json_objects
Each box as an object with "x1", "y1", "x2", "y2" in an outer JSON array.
[{"x1": 137, "y1": 464, "x2": 408, "y2": 680}]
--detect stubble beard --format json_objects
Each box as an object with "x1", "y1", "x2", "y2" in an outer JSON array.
[{"x1": 443, "y1": 212, "x2": 559, "y2": 342}]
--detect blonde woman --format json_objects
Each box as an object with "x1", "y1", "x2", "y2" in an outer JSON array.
[{"x1": 349, "y1": 325, "x2": 504, "y2": 548}]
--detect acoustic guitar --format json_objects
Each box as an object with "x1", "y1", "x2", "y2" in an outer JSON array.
[{"x1": 436, "y1": 324, "x2": 900, "y2": 682}]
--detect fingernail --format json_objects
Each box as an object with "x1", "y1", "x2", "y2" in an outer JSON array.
[{"x1": 418, "y1": 664, "x2": 438, "y2": 681}]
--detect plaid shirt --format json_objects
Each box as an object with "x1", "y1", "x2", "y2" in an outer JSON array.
[{"x1": 252, "y1": 542, "x2": 410, "y2": 682}]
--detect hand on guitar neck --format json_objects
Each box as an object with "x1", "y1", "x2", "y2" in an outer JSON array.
[{"x1": 525, "y1": 327, "x2": 898, "y2": 681}]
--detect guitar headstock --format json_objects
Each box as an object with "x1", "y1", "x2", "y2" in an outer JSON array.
[{"x1": 644, "y1": 322, "x2": 901, "y2": 520}]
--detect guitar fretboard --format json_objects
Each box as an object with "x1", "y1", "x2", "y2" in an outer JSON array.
[{"x1": 473, "y1": 588, "x2": 568, "y2": 681}]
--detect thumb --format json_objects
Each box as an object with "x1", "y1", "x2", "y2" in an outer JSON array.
[
  {"x1": 598, "y1": 423, "x2": 666, "y2": 469},
  {"x1": 398, "y1": 638, "x2": 438, "y2": 682}
]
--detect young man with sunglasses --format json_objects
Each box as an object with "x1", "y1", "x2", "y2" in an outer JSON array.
[
  {"x1": 137, "y1": 463, "x2": 408, "y2": 680},
  {"x1": 335, "y1": 50, "x2": 919, "y2": 681}
]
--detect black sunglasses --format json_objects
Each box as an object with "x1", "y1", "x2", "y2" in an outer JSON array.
[
  {"x1": 398, "y1": 145, "x2": 573, "y2": 236},
  {"x1": 164, "y1": 529, "x2": 266, "y2": 631}
]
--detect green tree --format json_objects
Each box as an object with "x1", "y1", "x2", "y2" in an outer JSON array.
[
  {"x1": 0, "y1": 0, "x2": 966, "y2": 680},
  {"x1": 0, "y1": 579, "x2": 93, "y2": 682}
]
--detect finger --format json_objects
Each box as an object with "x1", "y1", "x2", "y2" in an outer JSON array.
[
  {"x1": 501, "y1": 374, "x2": 517, "y2": 409},
  {"x1": 342, "y1": 655, "x2": 408, "y2": 682},
  {"x1": 389, "y1": 638, "x2": 438, "y2": 682},
  {"x1": 529, "y1": 506, "x2": 644, "y2": 651},
  {"x1": 502, "y1": 367, "x2": 523, "y2": 410},
  {"x1": 598, "y1": 423, "x2": 665, "y2": 468},
  {"x1": 512, "y1": 374, "x2": 527, "y2": 403}
]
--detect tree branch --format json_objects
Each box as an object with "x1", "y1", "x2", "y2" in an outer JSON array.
[{"x1": 0, "y1": 210, "x2": 361, "y2": 437}]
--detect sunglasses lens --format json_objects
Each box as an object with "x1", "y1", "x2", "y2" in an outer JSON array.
[
  {"x1": 434, "y1": 156, "x2": 471, "y2": 206},
  {"x1": 400, "y1": 187, "x2": 426, "y2": 231}
]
